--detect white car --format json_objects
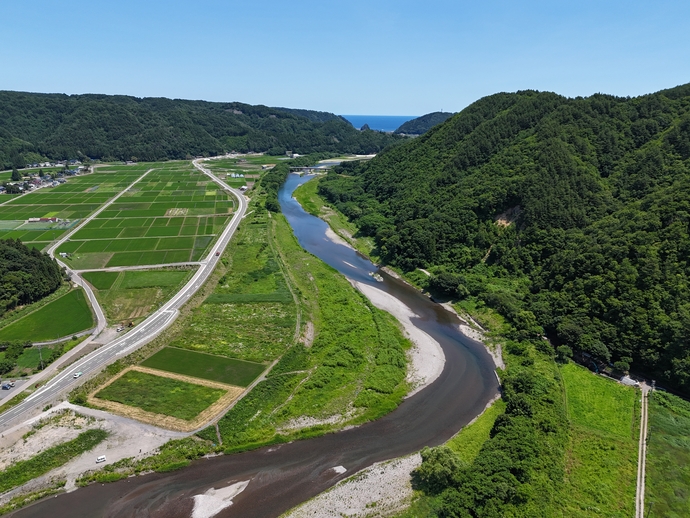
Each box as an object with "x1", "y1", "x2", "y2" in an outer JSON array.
[
  {"x1": 73, "y1": 372, "x2": 82, "y2": 379},
  {"x1": 96, "y1": 455, "x2": 106, "y2": 463}
]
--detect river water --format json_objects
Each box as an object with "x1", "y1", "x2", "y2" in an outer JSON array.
[{"x1": 11, "y1": 175, "x2": 499, "y2": 518}]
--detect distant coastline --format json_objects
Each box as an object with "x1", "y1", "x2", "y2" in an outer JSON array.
[{"x1": 341, "y1": 115, "x2": 417, "y2": 132}]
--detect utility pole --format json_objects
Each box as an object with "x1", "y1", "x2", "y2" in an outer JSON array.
[{"x1": 38, "y1": 343, "x2": 44, "y2": 371}]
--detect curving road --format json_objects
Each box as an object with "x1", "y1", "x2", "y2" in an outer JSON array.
[{"x1": 0, "y1": 159, "x2": 247, "y2": 431}]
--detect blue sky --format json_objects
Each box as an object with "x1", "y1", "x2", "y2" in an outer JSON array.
[{"x1": 1, "y1": 0, "x2": 688, "y2": 115}]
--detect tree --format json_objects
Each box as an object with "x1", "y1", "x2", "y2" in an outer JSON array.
[
  {"x1": 38, "y1": 169, "x2": 45, "y2": 178},
  {"x1": 11, "y1": 167, "x2": 21, "y2": 182},
  {"x1": 556, "y1": 345, "x2": 573, "y2": 363}
]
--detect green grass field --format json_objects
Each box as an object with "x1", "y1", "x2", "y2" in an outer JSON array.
[
  {"x1": 646, "y1": 391, "x2": 690, "y2": 516},
  {"x1": 447, "y1": 399, "x2": 506, "y2": 464},
  {"x1": 141, "y1": 347, "x2": 264, "y2": 387},
  {"x1": 87, "y1": 268, "x2": 194, "y2": 325},
  {"x1": 95, "y1": 370, "x2": 226, "y2": 420},
  {"x1": 557, "y1": 363, "x2": 638, "y2": 517},
  {"x1": 82, "y1": 271, "x2": 119, "y2": 290},
  {"x1": 0, "y1": 290, "x2": 94, "y2": 341},
  {"x1": 120, "y1": 270, "x2": 189, "y2": 289}
]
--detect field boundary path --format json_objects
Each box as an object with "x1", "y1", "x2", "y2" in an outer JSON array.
[
  {"x1": 0, "y1": 159, "x2": 247, "y2": 431},
  {"x1": 635, "y1": 382, "x2": 650, "y2": 518}
]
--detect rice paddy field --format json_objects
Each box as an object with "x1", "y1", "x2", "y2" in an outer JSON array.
[
  {"x1": 141, "y1": 347, "x2": 265, "y2": 387},
  {"x1": 94, "y1": 370, "x2": 226, "y2": 421},
  {"x1": 0, "y1": 165, "x2": 147, "y2": 251},
  {"x1": 0, "y1": 289, "x2": 94, "y2": 341},
  {"x1": 57, "y1": 163, "x2": 236, "y2": 269}
]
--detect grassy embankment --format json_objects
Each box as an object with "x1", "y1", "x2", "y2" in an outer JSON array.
[
  {"x1": 82, "y1": 268, "x2": 195, "y2": 325},
  {"x1": 0, "y1": 428, "x2": 107, "y2": 494},
  {"x1": 0, "y1": 289, "x2": 94, "y2": 341},
  {"x1": 645, "y1": 391, "x2": 690, "y2": 516}
]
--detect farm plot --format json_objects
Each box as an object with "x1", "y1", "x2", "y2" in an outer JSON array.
[
  {"x1": 57, "y1": 165, "x2": 236, "y2": 269},
  {"x1": 94, "y1": 369, "x2": 226, "y2": 421},
  {"x1": 82, "y1": 268, "x2": 194, "y2": 324},
  {"x1": 0, "y1": 289, "x2": 94, "y2": 341},
  {"x1": 0, "y1": 167, "x2": 145, "y2": 250},
  {"x1": 141, "y1": 347, "x2": 265, "y2": 387}
]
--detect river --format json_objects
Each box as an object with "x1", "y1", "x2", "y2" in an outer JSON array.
[{"x1": 10, "y1": 174, "x2": 499, "y2": 518}]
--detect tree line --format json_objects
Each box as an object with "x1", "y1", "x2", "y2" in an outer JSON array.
[{"x1": 0, "y1": 238, "x2": 64, "y2": 315}]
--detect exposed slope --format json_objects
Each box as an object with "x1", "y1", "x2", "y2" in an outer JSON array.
[
  {"x1": 0, "y1": 91, "x2": 403, "y2": 167},
  {"x1": 394, "y1": 111, "x2": 455, "y2": 135},
  {"x1": 317, "y1": 84, "x2": 690, "y2": 391}
]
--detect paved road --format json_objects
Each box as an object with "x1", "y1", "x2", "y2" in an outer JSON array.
[
  {"x1": 0, "y1": 160, "x2": 247, "y2": 431},
  {"x1": 635, "y1": 383, "x2": 651, "y2": 518}
]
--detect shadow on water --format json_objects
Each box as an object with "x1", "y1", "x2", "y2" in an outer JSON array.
[{"x1": 11, "y1": 174, "x2": 500, "y2": 518}]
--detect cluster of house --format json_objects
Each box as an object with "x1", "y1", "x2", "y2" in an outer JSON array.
[
  {"x1": 0, "y1": 170, "x2": 74, "y2": 194},
  {"x1": 25, "y1": 159, "x2": 83, "y2": 169}
]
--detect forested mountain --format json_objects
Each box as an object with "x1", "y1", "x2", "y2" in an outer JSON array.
[
  {"x1": 0, "y1": 239, "x2": 63, "y2": 315},
  {"x1": 0, "y1": 91, "x2": 403, "y2": 168},
  {"x1": 394, "y1": 111, "x2": 455, "y2": 134},
  {"x1": 318, "y1": 84, "x2": 690, "y2": 392},
  {"x1": 272, "y1": 107, "x2": 347, "y2": 124}
]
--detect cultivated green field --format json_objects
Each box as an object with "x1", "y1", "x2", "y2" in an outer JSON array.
[
  {"x1": 84, "y1": 268, "x2": 194, "y2": 324},
  {"x1": 57, "y1": 164, "x2": 235, "y2": 268},
  {"x1": 0, "y1": 290, "x2": 94, "y2": 341},
  {"x1": 141, "y1": 347, "x2": 264, "y2": 387},
  {"x1": 646, "y1": 391, "x2": 690, "y2": 516},
  {"x1": 0, "y1": 166, "x2": 146, "y2": 250},
  {"x1": 558, "y1": 363, "x2": 638, "y2": 517},
  {"x1": 82, "y1": 271, "x2": 119, "y2": 290},
  {"x1": 95, "y1": 370, "x2": 225, "y2": 420}
]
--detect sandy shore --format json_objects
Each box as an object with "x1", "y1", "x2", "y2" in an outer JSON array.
[
  {"x1": 351, "y1": 280, "x2": 445, "y2": 398},
  {"x1": 283, "y1": 454, "x2": 421, "y2": 518},
  {"x1": 324, "y1": 227, "x2": 350, "y2": 247}
]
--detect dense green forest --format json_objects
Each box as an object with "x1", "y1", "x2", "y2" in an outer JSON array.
[
  {"x1": 317, "y1": 83, "x2": 690, "y2": 392},
  {"x1": 0, "y1": 91, "x2": 403, "y2": 168},
  {"x1": 0, "y1": 239, "x2": 63, "y2": 315},
  {"x1": 394, "y1": 111, "x2": 455, "y2": 135}
]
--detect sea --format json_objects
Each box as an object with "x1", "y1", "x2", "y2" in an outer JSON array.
[{"x1": 341, "y1": 115, "x2": 418, "y2": 132}]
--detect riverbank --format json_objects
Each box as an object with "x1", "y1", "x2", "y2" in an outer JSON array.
[{"x1": 351, "y1": 280, "x2": 445, "y2": 398}]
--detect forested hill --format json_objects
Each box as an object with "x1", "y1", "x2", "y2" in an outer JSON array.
[
  {"x1": 394, "y1": 111, "x2": 455, "y2": 135},
  {"x1": 0, "y1": 91, "x2": 403, "y2": 168},
  {"x1": 0, "y1": 239, "x2": 63, "y2": 315},
  {"x1": 318, "y1": 83, "x2": 690, "y2": 392}
]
